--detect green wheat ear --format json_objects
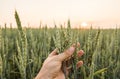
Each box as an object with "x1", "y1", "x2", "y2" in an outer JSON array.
[
  {"x1": 14, "y1": 10, "x2": 27, "y2": 79},
  {"x1": 15, "y1": 10, "x2": 22, "y2": 30}
]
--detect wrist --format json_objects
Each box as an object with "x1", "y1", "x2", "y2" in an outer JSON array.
[{"x1": 35, "y1": 69, "x2": 52, "y2": 79}]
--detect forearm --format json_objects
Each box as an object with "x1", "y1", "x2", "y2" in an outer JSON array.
[{"x1": 35, "y1": 69, "x2": 52, "y2": 79}]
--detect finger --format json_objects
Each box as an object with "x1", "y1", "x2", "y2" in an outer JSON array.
[
  {"x1": 76, "y1": 61, "x2": 83, "y2": 69},
  {"x1": 66, "y1": 61, "x2": 83, "y2": 74},
  {"x1": 57, "y1": 46, "x2": 75, "y2": 61},
  {"x1": 62, "y1": 42, "x2": 80, "y2": 61},
  {"x1": 72, "y1": 42, "x2": 80, "y2": 48},
  {"x1": 77, "y1": 50, "x2": 84, "y2": 57},
  {"x1": 64, "y1": 49, "x2": 84, "y2": 61},
  {"x1": 49, "y1": 48, "x2": 58, "y2": 57}
]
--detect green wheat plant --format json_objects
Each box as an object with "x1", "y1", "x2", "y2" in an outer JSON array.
[
  {"x1": 14, "y1": 10, "x2": 28, "y2": 79},
  {"x1": 0, "y1": 11, "x2": 119, "y2": 79}
]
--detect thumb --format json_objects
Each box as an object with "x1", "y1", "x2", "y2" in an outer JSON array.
[{"x1": 57, "y1": 46, "x2": 75, "y2": 61}]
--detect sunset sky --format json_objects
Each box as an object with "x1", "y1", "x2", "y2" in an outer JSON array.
[{"x1": 0, "y1": 0, "x2": 120, "y2": 28}]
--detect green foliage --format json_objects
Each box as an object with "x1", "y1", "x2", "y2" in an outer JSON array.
[
  {"x1": 0, "y1": 11, "x2": 120, "y2": 79},
  {"x1": 15, "y1": 11, "x2": 28, "y2": 79}
]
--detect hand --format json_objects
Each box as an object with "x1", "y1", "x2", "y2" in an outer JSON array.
[{"x1": 35, "y1": 43, "x2": 84, "y2": 79}]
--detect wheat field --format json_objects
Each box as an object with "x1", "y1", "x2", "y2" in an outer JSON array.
[{"x1": 0, "y1": 11, "x2": 120, "y2": 79}]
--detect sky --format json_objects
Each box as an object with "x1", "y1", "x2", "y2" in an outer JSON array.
[{"x1": 0, "y1": 0, "x2": 120, "y2": 28}]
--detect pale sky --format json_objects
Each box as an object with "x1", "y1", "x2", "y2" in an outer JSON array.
[{"x1": 0, "y1": 0, "x2": 120, "y2": 28}]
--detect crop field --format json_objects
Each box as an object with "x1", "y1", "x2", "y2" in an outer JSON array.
[{"x1": 0, "y1": 11, "x2": 120, "y2": 79}]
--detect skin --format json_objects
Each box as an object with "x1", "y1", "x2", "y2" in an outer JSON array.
[{"x1": 35, "y1": 43, "x2": 84, "y2": 79}]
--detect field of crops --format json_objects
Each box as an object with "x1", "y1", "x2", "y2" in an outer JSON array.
[{"x1": 0, "y1": 11, "x2": 120, "y2": 79}]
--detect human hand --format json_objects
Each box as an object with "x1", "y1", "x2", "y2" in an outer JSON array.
[{"x1": 35, "y1": 43, "x2": 84, "y2": 79}]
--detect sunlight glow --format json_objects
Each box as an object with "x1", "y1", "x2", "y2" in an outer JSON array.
[{"x1": 81, "y1": 22, "x2": 88, "y2": 28}]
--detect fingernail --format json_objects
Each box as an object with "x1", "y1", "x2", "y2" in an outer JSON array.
[
  {"x1": 80, "y1": 50, "x2": 84, "y2": 54},
  {"x1": 78, "y1": 61, "x2": 83, "y2": 66},
  {"x1": 80, "y1": 61, "x2": 83, "y2": 65},
  {"x1": 69, "y1": 47, "x2": 75, "y2": 53},
  {"x1": 77, "y1": 42, "x2": 80, "y2": 47},
  {"x1": 55, "y1": 48, "x2": 58, "y2": 51}
]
